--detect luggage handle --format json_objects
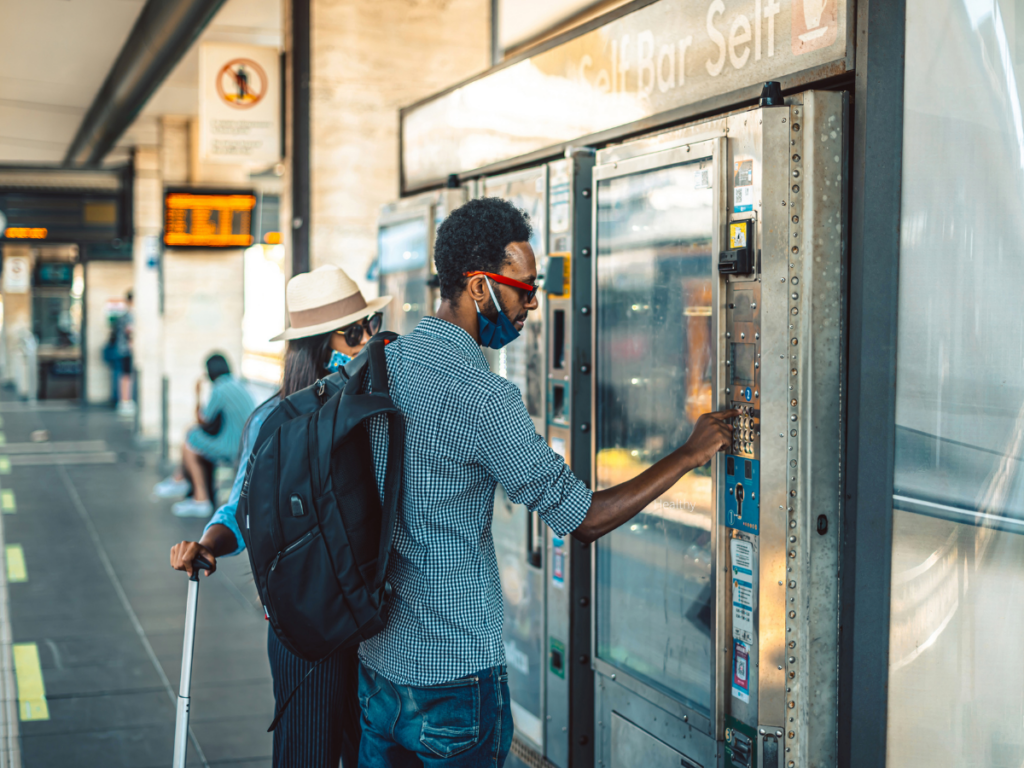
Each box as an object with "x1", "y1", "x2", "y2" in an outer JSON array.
[
  {"x1": 172, "y1": 553, "x2": 213, "y2": 768},
  {"x1": 189, "y1": 555, "x2": 213, "y2": 582}
]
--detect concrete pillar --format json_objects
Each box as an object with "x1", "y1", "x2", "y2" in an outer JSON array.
[
  {"x1": 306, "y1": 0, "x2": 490, "y2": 294},
  {"x1": 0, "y1": 244, "x2": 34, "y2": 390},
  {"x1": 159, "y1": 115, "x2": 248, "y2": 462},
  {"x1": 132, "y1": 146, "x2": 164, "y2": 439}
]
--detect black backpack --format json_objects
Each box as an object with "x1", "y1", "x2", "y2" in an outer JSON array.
[{"x1": 236, "y1": 332, "x2": 403, "y2": 668}]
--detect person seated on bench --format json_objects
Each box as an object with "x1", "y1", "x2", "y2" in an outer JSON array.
[{"x1": 153, "y1": 353, "x2": 255, "y2": 518}]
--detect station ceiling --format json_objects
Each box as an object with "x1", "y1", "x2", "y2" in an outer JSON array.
[{"x1": 0, "y1": 0, "x2": 281, "y2": 168}]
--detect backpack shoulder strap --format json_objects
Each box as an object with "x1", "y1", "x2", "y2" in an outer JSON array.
[{"x1": 366, "y1": 335, "x2": 390, "y2": 395}]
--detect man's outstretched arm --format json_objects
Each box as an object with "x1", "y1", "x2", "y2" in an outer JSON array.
[{"x1": 573, "y1": 410, "x2": 736, "y2": 545}]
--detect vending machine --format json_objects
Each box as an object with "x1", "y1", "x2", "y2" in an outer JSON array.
[
  {"x1": 476, "y1": 150, "x2": 596, "y2": 768},
  {"x1": 588, "y1": 91, "x2": 845, "y2": 768},
  {"x1": 376, "y1": 186, "x2": 465, "y2": 334}
]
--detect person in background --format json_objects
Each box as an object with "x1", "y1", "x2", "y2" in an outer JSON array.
[
  {"x1": 169, "y1": 265, "x2": 391, "y2": 768},
  {"x1": 154, "y1": 353, "x2": 255, "y2": 518},
  {"x1": 115, "y1": 291, "x2": 134, "y2": 417}
]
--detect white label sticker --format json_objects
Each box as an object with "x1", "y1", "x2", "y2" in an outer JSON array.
[{"x1": 730, "y1": 538, "x2": 755, "y2": 645}]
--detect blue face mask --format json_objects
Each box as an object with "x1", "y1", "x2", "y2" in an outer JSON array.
[
  {"x1": 325, "y1": 349, "x2": 352, "y2": 373},
  {"x1": 476, "y1": 276, "x2": 521, "y2": 350}
]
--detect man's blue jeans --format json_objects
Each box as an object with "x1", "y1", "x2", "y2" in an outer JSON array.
[{"x1": 357, "y1": 662, "x2": 514, "y2": 767}]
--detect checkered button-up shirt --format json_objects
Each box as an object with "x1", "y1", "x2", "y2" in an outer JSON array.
[{"x1": 359, "y1": 316, "x2": 591, "y2": 686}]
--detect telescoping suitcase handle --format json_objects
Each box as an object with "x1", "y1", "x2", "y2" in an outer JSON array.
[{"x1": 172, "y1": 555, "x2": 213, "y2": 768}]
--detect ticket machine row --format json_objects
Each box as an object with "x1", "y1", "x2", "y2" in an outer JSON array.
[{"x1": 376, "y1": 90, "x2": 845, "y2": 768}]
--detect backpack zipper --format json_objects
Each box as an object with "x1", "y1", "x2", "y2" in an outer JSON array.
[{"x1": 270, "y1": 527, "x2": 318, "y2": 571}]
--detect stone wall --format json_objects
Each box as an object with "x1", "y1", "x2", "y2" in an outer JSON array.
[{"x1": 308, "y1": 0, "x2": 490, "y2": 295}]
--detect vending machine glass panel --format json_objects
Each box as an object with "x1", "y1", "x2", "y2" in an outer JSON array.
[
  {"x1": 378, "y1": 216, "x2": 429, "y2": 335},
  {"x1": 594, "y1": 158, "x2": 715, "y2": 714}
]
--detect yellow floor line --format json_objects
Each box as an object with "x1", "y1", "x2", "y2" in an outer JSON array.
[
  {"x1": 0, "y1": 456, "x2": 9, "y2": 475},
  {"x1": 12, "y1": 643, "x2": 48, "y2": 721},
  {"x1": 5, "y1": 546, "x2": 25, "y2": 584},
  {"x1": 0, "y1": 491, "x2": 14, "y2": 514}
]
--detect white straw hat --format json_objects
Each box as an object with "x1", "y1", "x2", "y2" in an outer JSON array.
[{"x1": 271, "y1": 264, "x2": 392, "y2": 341}]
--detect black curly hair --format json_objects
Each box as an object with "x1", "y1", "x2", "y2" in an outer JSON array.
[{"x1": 434, "y1": 197, "x2": 533, "y2": 302}]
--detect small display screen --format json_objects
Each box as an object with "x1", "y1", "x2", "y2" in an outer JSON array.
[
  {"x1": 731, "y1": 342, "x2": 757, "y2": 385},
  {"x1": 164, "y1": 190, "x2": 256, "y2": 248}
]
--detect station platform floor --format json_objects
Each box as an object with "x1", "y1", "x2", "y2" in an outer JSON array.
[{"x1": 0, "y1": 394, "x2": 274, "y2": 767}]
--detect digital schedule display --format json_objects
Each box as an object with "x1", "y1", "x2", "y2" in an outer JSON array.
[{"x1": 163, "y1": 190, "x2": 256, "y2": 248}]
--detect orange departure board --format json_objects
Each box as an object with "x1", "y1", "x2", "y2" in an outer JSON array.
[{"x1": 163, "y1": 190, "x2": 256, "y2": 248}]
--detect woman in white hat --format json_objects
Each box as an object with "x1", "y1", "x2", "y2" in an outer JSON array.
[{"x1": 170, "y1": 265, "x2": 391, "y2": 767}]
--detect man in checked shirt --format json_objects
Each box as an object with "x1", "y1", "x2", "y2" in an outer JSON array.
[{"x1": 358, "y1": 197, "x2": 736, "y2": 767}]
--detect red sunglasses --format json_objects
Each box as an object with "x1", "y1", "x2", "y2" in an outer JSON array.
[{"x1": 464, "y1": 271, "x2": 539, "y2": 302}]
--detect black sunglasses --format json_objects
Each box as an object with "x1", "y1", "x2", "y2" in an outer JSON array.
[{"x1": 336, "y1": 312, "x2": 382, "y2": 346}]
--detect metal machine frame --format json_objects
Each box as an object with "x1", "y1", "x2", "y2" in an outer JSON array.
[{"x1": 587, "y1": 92, "x2": 846, "y2": 768}]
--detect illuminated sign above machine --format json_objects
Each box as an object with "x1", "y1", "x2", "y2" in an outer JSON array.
[
  {"x1": 401, "y1": 0, "x2": 849, "y2": 191},
  {"x1": 163, "y1": 190, "x2": 256, "y2": 248}
]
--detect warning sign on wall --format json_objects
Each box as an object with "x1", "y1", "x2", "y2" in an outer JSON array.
[{"x1": 199, "y1": 43, "x2": 281, "y2": 167}]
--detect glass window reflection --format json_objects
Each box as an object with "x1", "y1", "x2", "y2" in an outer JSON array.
[
  {"x1": 888, "y1": 0, "x2": 1024, "y2": 765},
  {"x1": 594, "y1": 160, "x2": 714, "y2": 713},
  {"x1": 378, "y1": 217, "x2": 430, "y2": 336}
]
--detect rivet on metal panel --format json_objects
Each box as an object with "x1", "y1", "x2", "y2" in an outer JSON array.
[
  {"x1": 582, "y1": 188, "x2": 591, "y2": 197},
  {"x1": 788, "y1": 731, "x2": 794, "y2": 739},
  {"x1": 726, "y1": 388, "x2": 731, "y2": 394},
  {"x1": 789, "y1": 610, "x2": 796, "y2": 618},
  {"x1": 791, "y1": 307, "x2": 798, "y2": 316},
  {"x1": 580, "y1": 423, "x2": 590, "y2": 432},
  {"x1": 792, "y1": 170, "x2": 800, "y2": 178},
  {"x1": 777, "y1": 731, "x2": 784, "y2": 738},
  {"x1": 788, "y1": 656, "x2": 796, "y2": 663},
  {"x1": 780, "y1": 277, "x2": 786, "y2": 283},
  {"x1": 788, "y1": 580, "x2": 796, "y2": 588},
  {"x1": 793, "y1": 232, "x2": 799, "y2": 238},
  {"x1": 754, "y1": 333, "x2": 759, "y2": 340},
  {"x1": 791, "y1": 214, "x2": 799, "y2": 222},
  {"x1": 790, "y1": 431, "x2": 797, "y2": 437},
  {"x1": 581, "y1": 306, "x2": 590, "y2": 315},
  {"x1": 791, "y1": 292, "x2": 798, "y2": 299},
  {"x1": 792, "y1": 185, "x2": 800, "y2": 193},
  {"x1": 581, "y1": 247, "x2": 591, "y2": 257},
  {"x1": 751, "y1": 302, "x2": 757, "y2": 309},
  {"x1": 792, "y1": 155, "x2": 800, "y2": 163},
  {"x1": 610, "y1": 673, "x2": 616, "y2": 680},
  {"x1": 778, "y1": 665, "x2": 783, "y2": 670},
  {"x1": 580, "y1": 364, "x2": 590, "y2": 374},
  {"x1": 782, "y1": 118, "x2": 787, "y2": 123},
  {"x1": 790, "y1": 338, "x2": 798, "y2": 346},
  {"x1": 782, "y1": 201, "x2": 787, "y2": 206},
  {"x1": 789, "y1": 520, "x2": 796, "y2": 528},
  {"x1": 789, "y1": 536, "x2": 796, "y2": 543},
  {"x1": 791, "y1": 276, "x2": 799, "y2": 284},
  {"x1": 790, "y1": 399, "x2": 797, "y2": 406},
  {"x1": 791, "y1": 246, "x2": 799, "y2": 254},
  {"x1": 792, "y1": 123, "x2": 800, "y2": 132},
  {"x1": 790, "y1": 459, "x2": 797, "y2": 467},
  {"x1": 683, "y1": 715, "x2": 688, "y2": 722},
  {"x1": 788, "y1": 550, "x2": 796, "y2": 559},
  {"x1": 760, "y1": 729, "x2": 766, "y2": 735},
  {"x1": 790, "y1": 490, "x2": 797, "y2": 497}
]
